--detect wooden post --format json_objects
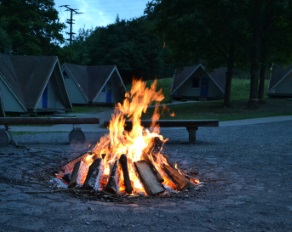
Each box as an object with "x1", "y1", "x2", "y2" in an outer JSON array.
[
  {"x1": 119, "y1": 154, "x2": 133, "y2": 194},
  {"x1": 134, "y1": 160, "x2": 165, "y2": 195},
  {"x1": 186, "y1": 127, "x2": 198, "y2": 144},
  {"x1": 0, "y1": 130, "x2": 12, "y2": 146},
  {"x1": 68, "y1": 127, "x2": 86, "y2": 144}
]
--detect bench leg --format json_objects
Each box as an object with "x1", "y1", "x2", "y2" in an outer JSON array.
[
  {"x1": 68, "y1": 127, "x2": 86, "y2": 144},
  {"x1": 186, "y1": 127, "x2": 198, "y2": 144},
  {"x1": 0, "y1": 129, "x2": 12, "y2": 146}
]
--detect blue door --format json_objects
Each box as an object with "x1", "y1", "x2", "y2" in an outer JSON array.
[
  {"x1": 106, "y1": 82, "x2": 112, "y2": 103},
  {"x1": 42, "y1": 86, "x2": 48, "y2": 108},
  {"x1": 200, "y1": 78, "x2": 208, "y2": 99}
]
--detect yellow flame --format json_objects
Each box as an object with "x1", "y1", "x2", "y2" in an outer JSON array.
[{"x1": 89, "y1": 79, "x2": 166, "y2": 193}]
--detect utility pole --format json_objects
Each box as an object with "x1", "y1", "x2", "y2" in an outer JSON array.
[{"x1": 60, "y1": 5, "x2": 82, "y2": 45}]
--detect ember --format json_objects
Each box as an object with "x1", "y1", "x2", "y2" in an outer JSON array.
[{"x1": 56, "y1": 79, "x2": 199, "y2": 196}]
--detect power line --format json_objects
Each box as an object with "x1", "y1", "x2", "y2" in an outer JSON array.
[{"x1": 60, "y1": 5, "x2": 83, "y2": 45}]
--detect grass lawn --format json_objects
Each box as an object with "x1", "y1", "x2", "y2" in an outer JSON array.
[{"x1": 72, "y1": 78, "x2": 292, "y2": 121}]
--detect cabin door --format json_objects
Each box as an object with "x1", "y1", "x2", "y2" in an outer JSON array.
[
  {"x1": 200, "y1": 78, "x2": 209, "y2": 99},
  {"x1": 42, "y1": 86, "x2": 48, "y2": 108},
  {"x1": 106, "y1": 82, "x2": 112, "y2": 103}
]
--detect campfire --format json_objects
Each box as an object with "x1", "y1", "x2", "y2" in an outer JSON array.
[{"x1": 56, "y1": 79, "x2": 199, "y2": 196}]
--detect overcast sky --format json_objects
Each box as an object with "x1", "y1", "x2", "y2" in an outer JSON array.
[{"x1": 54, "y1": 0, "x2": 150, "y2": 35}]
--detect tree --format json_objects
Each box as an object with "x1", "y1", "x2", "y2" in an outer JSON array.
[
  {"x1": 146, "y1": 0, "x2": 292, "y2": 107},
  {"x1": 0, "y1": 17, "x2": 11, "y2": 53},
  {"x1": 146, "y1": 0, "x2": 247, "y2": 107},
  {"x1": 244, "y1": 0, "x2": 292, "y2": 105},
  {"x1": 0, "y1": 0, "x2": 65, "y2": 55},
  {"x1": 59, "y1": 28, "x2": 92, "y2": 65},
  {"x1": 84, "y1": 17, "x2": 170, "y2": 83}
]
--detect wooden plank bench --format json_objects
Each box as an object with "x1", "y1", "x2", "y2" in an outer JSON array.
[
  {"x1": 0, "y1": 117, "x2": 99, "y2": 146},
  {"x1": 103, "y1": 119, "x2": 219, "y2": 144}
]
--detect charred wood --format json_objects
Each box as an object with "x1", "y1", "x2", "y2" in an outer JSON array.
[
  {"x1": 61, "y1": 153, "x2": 90, "y2": 174},
  {"x1": 68, "y1": 160, "x2": 89, "y2": 188},
  {"x1": 134, "y1": 160, "x2": 165, "y2": 195},
  {"x1": 162, "y1": 164, "x2": 190, "y2": 190},
  {"x1": 104, "y1": 160, "x2": 119, "y2": 194},
  {"x1": 83, "y1": 158, "x2": 104, "y2": 191},
  {"x1": 142, "y1": 152, "x2": 164, "y2": 183},
  {"x1": 119, "y1": 154, "x2": 133, "y2": 194},
  {"x1": 68, "y1": 161, "x2": 81, "y2": 188}
]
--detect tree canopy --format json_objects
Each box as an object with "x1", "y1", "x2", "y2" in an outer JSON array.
[
  {"x1": 0, "y1": 0, "x2": 291, "y2": 106},
  {"x1": 61, "y1": 17, "x2": 173, "y2": 83},
  {"x1": 0, "y1": 0, "x2": 65, "y2": 55},
  {"x1": 145, "y1": 0, "x2": 292, "y2": 107}
]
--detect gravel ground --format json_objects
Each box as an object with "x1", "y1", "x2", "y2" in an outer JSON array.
[{"x1": 0, "y1": 120, "x2": 291, "y2": 231}]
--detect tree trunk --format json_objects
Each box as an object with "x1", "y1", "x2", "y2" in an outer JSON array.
[
  {"x1": 258, "y1": 62, "x2": 266, "y2": 102},
  {"x1": 248, "y1": 0, "x2": 261, "y2": 108},
  {"x1": 258, "y1": 39, "x2": 267, "y2": 102},
  {"x1": 223, "y1": 38, "x2": 235, "y2": 108},
  {"x1": 224, "y1": 61, "x2": 233, "y2": 107},
  {"x1": 248, "y1": 59, "x2": 259, "y2": 108}
]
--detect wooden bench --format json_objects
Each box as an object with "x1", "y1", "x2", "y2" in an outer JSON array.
[
  {"x1": 103, "y1": 119, "x2": 219, "y2": 144},
  {"x1": 0, "y1": 117, "x2": 99, "y2": 146}
]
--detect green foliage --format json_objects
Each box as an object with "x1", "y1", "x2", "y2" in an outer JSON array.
[
  {"x1": 59, "y1": 28, "x2": 92, "y2": 64},
  {"x1": 63, "y1": 17, "x2": 173, "y2": 83},
  {"x1": 146, "y1": 0, "x2": 292, "y2": 107},
  {"x1": 126, "y1": 77, "x2": 173, "y2": 103},
  {"x1": 140, "y1": 78, "x2": 291, "y2": 121},
  {"x1": 76, "y1": 77, "x2": 290, "y2": 122},
  {"x1": 0, "y1": 0, "x2": 65, "y2": 55},
  {"x1": 0, "y1": 18, "x2": 11, "y2": 53}
]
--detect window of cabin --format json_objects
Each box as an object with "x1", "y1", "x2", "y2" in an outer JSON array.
[
  {"x1": 63, "y1": 72, "x2": 69, "y2": 79},
  {"x1": 192, "y1": 78, "x2": 200, "y2": 88}
]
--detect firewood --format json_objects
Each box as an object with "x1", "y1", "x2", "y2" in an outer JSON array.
[
  {"x1": 134, "y1": 160, "x2": 165, "y2": 196},
  {"x1": 119, "y1": 154, "x2": 133, "y2": 194},
  {"x1": 152, "y1": 137, "x2": 164, "y2": 154},
  {"x1": 104, "y1": 160, "x2": 119, "y2": 194},
  {"x1": 162, "y1": 164, "x2": 190, "y2": 190},
  {"x1": 61, "y1": 153, "x2": 90, "y2": 174},
  {"x1": 68, "y1": 160, "x2": 89, "y2": 188},
  {"x1": 83, "y1": 158, "x2": 104, "y2": 191},
  {"x1": 142, "y1": 152, "x2": 164, "y2": 183},
  {"x1": 143, "y1": 137, "x2": 164, "y2": 159}
]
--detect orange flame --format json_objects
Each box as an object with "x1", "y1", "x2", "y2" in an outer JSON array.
[
  {"x1": 89, "y1": 79, "x2": 170, "y2": 193},
  {"x1": 61, "y1": 78, "x2": 195, "y2": 195}
]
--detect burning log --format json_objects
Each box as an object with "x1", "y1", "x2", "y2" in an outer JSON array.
[
  {"x1": 68, "y1": 160, "x2": 89, "y2": 188},
  {"x1": 142, "y1": 152, "x2": 164, "y2": 183},
  {"x1": 162, "y1": 164, "x2": 190, "y2": 190},
  {"x1": 151, "y1": 137, "x2": 164, "y2": 154},
  {"x1": 104, "y1": 160, "x2": 119, "y2": 194},
  {"x1": 119, "y1": 154, "x2": 133, "y2": 194},
  {"x1": 83, "y1": 158, "x2": 104, "y2": 191},
  {"x1": 141, "y1": 137, "x2": 165, "y2": 183},
  {"x1": 134, "y1": 160, "x2": 165, "y2": 196},
  {"x1": 61, "y1": 152, "x2": 91, "y2": 174}
]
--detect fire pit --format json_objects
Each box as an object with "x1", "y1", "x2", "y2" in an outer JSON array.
[{"x1": 54, "y1": 79, "x2": 200, "y2": 198}]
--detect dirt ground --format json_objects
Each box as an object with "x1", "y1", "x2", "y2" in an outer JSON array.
[{"x1": 0, "y1": 120, "x2": 291, "y2": 231}]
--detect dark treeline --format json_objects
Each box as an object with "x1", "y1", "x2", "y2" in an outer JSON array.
[
  {"x1": 0, "y1": 0, "x2": 292, "y2": 107},
  {"x1": 60, "y1": 16, "x2": 174, "y2": 83}
]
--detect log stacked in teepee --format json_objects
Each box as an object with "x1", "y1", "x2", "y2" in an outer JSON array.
[{"x1": 58, "y1": 138, "x2": 195, "y2": 196}]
